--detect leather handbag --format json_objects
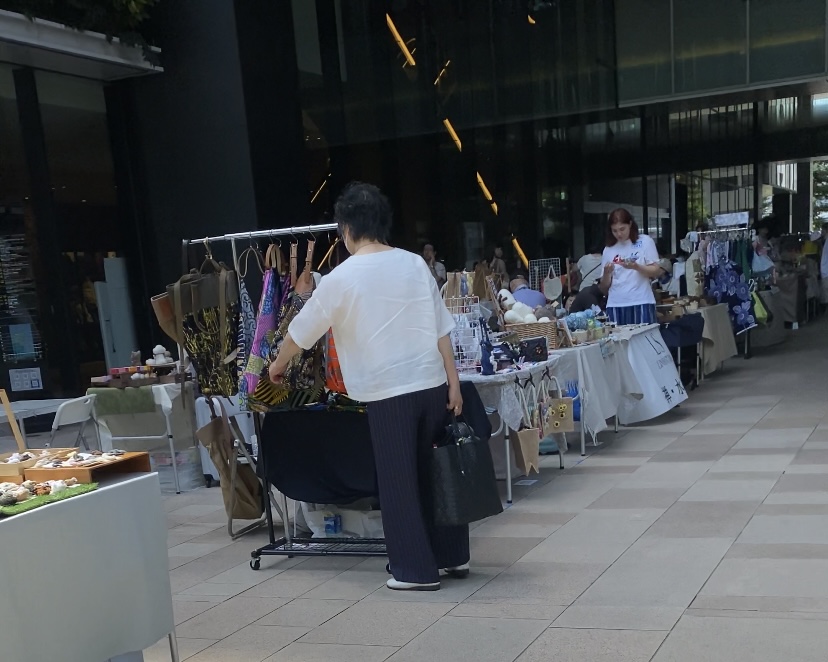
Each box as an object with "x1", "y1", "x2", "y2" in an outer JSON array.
[
  {"x1": 431, "y1": 415, "x2": 503, "y2": 526},
  {"x1": 168, "y1": 256, "x2": 240, "y2": 397},
  {"x1": 196, "y1": 398, "x2": 263, "y2": 520}
]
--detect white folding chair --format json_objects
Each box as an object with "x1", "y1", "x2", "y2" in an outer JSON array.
[{"x1": 48, "y1": 395, "x2": 100, "y2": 450}]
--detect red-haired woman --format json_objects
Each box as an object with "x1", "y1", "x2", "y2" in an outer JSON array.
[{"x1": 599, "y1": 209, "x2": 663, "y2": 325}]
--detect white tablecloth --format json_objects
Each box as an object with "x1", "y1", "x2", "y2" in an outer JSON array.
[
  {"x1": 459, "y1": 356, "x2": 562, "y2": 431},
  {"x1": 0, "y1": 474, "x2": 175, "y2": 662},
  {"x1": 614, "y1": 325, "x2": 688, "y2": 423},
  {"x1": 699, "y1": 304, "x2": 737, "y2": 375}
]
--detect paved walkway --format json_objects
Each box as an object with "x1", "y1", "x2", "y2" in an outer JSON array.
[{"x1": 146, "y1": 317, "x2": 828, "y2": 662}]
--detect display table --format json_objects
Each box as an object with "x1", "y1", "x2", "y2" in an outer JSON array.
[
  {"x1": 549, "y1": 339, "x2": 643, "y2": 453},
  {"x1": 698, "y1": 303, "x2": 737, "y2": 376},
  {"x1": 0, "y1": 398, "x2": 70, "y2": 444},
  {"x1": 90, "y1": 384, "x2": 202, "y2": 493},
  {"x1": 0, "y1": 473, "x2": 178, "y2": 662}
]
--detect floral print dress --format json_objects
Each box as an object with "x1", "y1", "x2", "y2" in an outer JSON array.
[{"x1": 705, "y1": 243, "x2": 757, "y2": 336}]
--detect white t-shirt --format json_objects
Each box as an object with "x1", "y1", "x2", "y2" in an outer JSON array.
[
  {"x1": 288, "y1": 248, "x2": 455, "y2": 402},
  {"x1": 577, "y1": 254, "x2": 603, "y2": 286},
  {"x1": 601, "y1": 234, "x2": 659, "y2": 307}
]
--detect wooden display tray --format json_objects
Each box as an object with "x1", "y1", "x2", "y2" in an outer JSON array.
[
  {"x1": 0, "y1": 449, "x2": 74, "y2": 478},
  {"x1": 24, "y1": 452, "x2": 151, "y2": 484}
]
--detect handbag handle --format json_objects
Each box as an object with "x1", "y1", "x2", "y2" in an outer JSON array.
[
  {"x1": 289, "y1": 242, "x2": 299, "y2": 288},
  {"x1": 546, "y1": 263, "x2": 558, "y2": 280},
  {"x1": 237, "y1": 246, "x2": 264, "y2": 278}
]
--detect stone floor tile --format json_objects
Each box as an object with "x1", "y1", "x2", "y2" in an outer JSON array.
[
  {"x1": 792, "y1": 450, "x2": 828, "y2": 464},
  {"x1": 450, "y1": 603, "x2": 566, "y2": 620},
  {"x1": 256, "y1": 599, "x2": 355, "y2": 627},
  {"x1": 300, "y1": 601, "x2": 453, "y2": 646},
  {"x1": 737, "y1": 515, "x2": 828, "y2": 545},
  {"x1": 470, "y1": 511, "x2": 575, "y2": 538},
  {"x1": 176, "y1": 596, "x2": 290, "y2": 639},
  {"x1": 263, "y1": 643, "x2": 398, "y2": 662},
  {"x1": 665, "y1": 434, "x2": 743, "y2": 449},
  {"x1": 783, "y1": 464, "x2": 828, "y2": 474},
  {"x1": 299, "y1": 571, "x2": 387, "y2": 601},
  {"x1": 771, "y1": 474, "x2": 828, "y2": 492},
  {"x1": 552, "y1": 605, "x2": 685, "y2": 631},
  {"x1": 732, "y1": 430, "x2": 812, "y2": 448},
  {"x1": 144, "y1": 637, "x2": 217, "y2": 662},
  {"x1": 387, "y1": 616, "x2": 549, "y2": 662},
  {"x1": 241, "y1": 570, "x2": 342, "y2": 599},
  {"x1": 188, "y1": 625, "x2": 309, "y2": 662},
  {"x1": 644, "y1": 501, "x2": 757, "y2": 539},
  {"x1": 515, "y1": 627, "x2": 667, "y2": 662},
  {"x1": 684, "y1": 424, "x2": 753, "y2": 436},
  {"x1": 572, "y1": 538, "x2": 732, "y2": 609},
  {"x1": 648, "y1": 449, "x2": 729, "y2": 462},
  {"x1": 755, "y1": 504, "x2": 828, "y2": 516},
  {"x1": 703, "y1": 407, "x2": 772, "y2": 424},
  {"x1": 471, "y1": 562, "x2": 608, "y2": 605},
  {"x1": 623, "y1": 462, "x2": 714, "y2": 488},
  {"x1": 469, "y1": 536, "x2": 544, "y2": 567},
  {"x1": 690, "y1": 595, "x2": 828, "y2": 613},
  {"x1": 725, "y1": 543, "x2": 828, "y2": 560},
  {"x1": 174, "y1": 600, "x2": 219, "y2": 626},
  {"x1": 708, "y1": 453, "x2": 795, "y2": 473},
  {"x1": 652, "y1": 614, "x2": 828, "y2": 662},
  {"x1": 701, "y1": 559, "x2": 828, "y2": 598},
  {"x1": 178, "y1": 582, "x2": 254, "y2": 598},
  {"x1": 603, "y1": 434, "x2": 679, "y2": 451},
  {"x1": 679, "y1": 478, "x2": 777, "y2": 502},
  {"x1": 168, "y1": 542, "x2": 230, "y2": 557},
  {"x1": 587, "y1": 488, "x2": 687, "y2": 510}
]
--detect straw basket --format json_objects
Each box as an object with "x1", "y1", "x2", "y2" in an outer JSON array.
[{"x1": 504, "y1": 321, "x2": 558, "y2": 350}]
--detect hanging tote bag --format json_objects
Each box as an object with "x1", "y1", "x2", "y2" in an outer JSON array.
[
  {"x1": 169, "y1": 255, "x2": 240, "y2": 397},
  {"x1": 195, "y1": 398, "x2": 263, "y2": 520},
  {"x1": 511, "y1": 384, "x2": 541, "y2": 475},
  {"x1": 431, "y1": 414, "x2": 503, "y2": 526},
  {"x1": 543, "y1": 263, "x2": 563, "y2": 302},
  {"x1": 235, "y1": 245, "x2": 265, "y2": 410},
  {"x1": 244, "y1": 245, "x2": 290, "y2": 412},
  {"x1": 540, "y1": 375, "x2": 575, "y2": 435}
]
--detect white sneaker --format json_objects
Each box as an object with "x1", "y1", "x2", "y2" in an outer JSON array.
[
  {"x1": 386, "y1": 578, "x2": 440, "y2": 591},
  {"x1": 440, "y1": 563, "x2": 470, "y2": 578}
]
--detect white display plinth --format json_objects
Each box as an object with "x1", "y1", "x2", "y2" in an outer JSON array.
[{"x1": 0, "y1": 473, "x2": 176, "y2": 662}]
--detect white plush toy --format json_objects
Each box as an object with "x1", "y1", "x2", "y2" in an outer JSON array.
[
  {"x1": 523, "y1": 313, "x2": 538, "y2": 323},
  {"x1": 504, "y1": 309, "x2": 523, "y2": 324},
  {"x1": 511, "y1": 302, "x2": 533, "y2": 319},
  {"x1": 498, "y1": 289, "x2": 516, "y2": 310}
]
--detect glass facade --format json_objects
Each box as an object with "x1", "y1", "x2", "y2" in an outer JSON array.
[
  {"x1": 0, "y1": 64, "x2": 122, "y2": 396},
  {"x1": 283, "y1": 0, "x2": 828, "y2": 274}
]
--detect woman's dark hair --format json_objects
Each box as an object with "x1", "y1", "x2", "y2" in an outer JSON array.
[
  {"x1": 334, "y1": 181, "x2": 392, "y2": 244},
  {"x1": 605, "y1": 208, "x2": 639, "y2": 247},
  {"x1": 589, "y1": 241, "x2": 605, "y2": 255}
]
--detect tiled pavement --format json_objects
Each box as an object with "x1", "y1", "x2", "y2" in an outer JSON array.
[
  {"x1": 138, "y1": 318, "x2": 828, "y2": 661},
  {"x1": 123, "y1": 319, "x2": 828, "y2": 659}
]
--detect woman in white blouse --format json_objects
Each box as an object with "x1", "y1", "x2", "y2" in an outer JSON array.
[
  {"x1": 599, "y1": 209, "x2": 663, "y2": 325},
  {"x1": 269, "y1": 182, "x2": 469, "y2": 592}
]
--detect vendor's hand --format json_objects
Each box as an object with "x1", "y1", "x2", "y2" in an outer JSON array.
[
  {"x1": 447, "y1": 382, "x2": 463, "y2": 416},
  {"x1": 603, "y1": 262, "x2": 614, "y2": 274},
  {"x1": 268, "y1": 360, "x2": 285, "y2": 383},
  {"x1": 620, "y1": 260, "x2": 639, "y2": 270}
]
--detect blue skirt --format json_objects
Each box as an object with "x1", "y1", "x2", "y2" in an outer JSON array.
[{"x1": 607, "y1": 304, "x2": 657, "y2": 325}]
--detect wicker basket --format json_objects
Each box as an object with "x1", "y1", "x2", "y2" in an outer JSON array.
[{"x1": 504, "y1": 321, "x2": 558, "y2": 350}]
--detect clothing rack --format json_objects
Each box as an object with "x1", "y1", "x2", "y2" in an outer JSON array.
[{"x1": 180, "y1": 222, "x2": 387, "y2": 567}]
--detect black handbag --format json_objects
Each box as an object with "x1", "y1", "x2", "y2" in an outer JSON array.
[{"x1": 431, "y1": 415, "x2": 503, "y2": 527}]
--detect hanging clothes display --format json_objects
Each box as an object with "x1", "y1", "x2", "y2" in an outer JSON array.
[{"x1": 701, "y1": 230, "x2": 758, "y2": 336}]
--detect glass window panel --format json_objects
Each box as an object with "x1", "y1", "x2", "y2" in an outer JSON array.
[
  {"x1": 750, "y1": 0, "x2": 825, "y2": 83},
  {"x1": 615, "y1": 0, "x2": 672, "y2": 101},
  {"x1": 674, "y1": 0, "x2": 747, "y2": 93}
]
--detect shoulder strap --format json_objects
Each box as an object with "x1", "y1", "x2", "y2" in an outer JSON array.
[{"x1": 290, "y1": 243, "x2": 299, "y2": 288}]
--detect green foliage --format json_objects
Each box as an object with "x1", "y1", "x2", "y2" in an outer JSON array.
[
  {"x1": 813, "y1": 160, "x2": 828, "y2": 230},
  {"x1": 687, "y1": 174, "x2": 708, "y2": 230},
  {"x1": 0, "y1": 0, "x2": 159, "y2": 64}
]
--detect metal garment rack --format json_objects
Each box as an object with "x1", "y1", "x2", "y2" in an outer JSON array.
[
  {"x1": 692, "y1": 226, "x2": 755, "y2": 359},
  {"x1": 180, "y1": 223, "x2": 387, "y2": 568}
]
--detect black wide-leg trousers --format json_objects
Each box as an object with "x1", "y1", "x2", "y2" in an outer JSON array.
[{"x1": 367, "y1": 384, "x2": 470, "y2": 584}]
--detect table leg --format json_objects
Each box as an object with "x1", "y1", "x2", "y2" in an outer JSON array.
[
  {"x1": 504, "y1": 429, "x2": 512, "y2": 505},
  {"x1": 18, "y1": 418, "x2": 27, "y2": 448},
  {"x1": 614, "y1": 416, "x2": 619, "y2": 433},
  {"x1": 163, "y1": 412, "x2": 181, "y2": 494},
  {"x1": 168, "y1": 631, "x2": 180, "y2": 662}
]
